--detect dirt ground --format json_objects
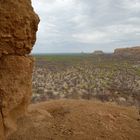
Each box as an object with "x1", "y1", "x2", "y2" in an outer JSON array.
[{"x1": 8, "y1": 100, "x2": 140, "y2": 140}]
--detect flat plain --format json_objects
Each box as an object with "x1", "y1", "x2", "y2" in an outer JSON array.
[{"x1": 32, "y1": 53, "x2": 140, "y2": 107}]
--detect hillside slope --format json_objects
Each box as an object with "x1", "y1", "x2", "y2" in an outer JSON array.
[{"x1": 8, "y1": 100, "x2": 140, "y2": 140}]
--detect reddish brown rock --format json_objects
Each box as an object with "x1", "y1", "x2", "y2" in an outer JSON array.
[
  {"x1": 114, "y1": 46, "x2": 140, "y2": 57},
  {"x1": 0, "y1": 0, "x2": 39, "y2": 55},
  {"x1": 0, "y1": 113, "x2": 5, "y2": 140},
  {"x1": 0, "y1": 56, "x2": 33, "y2": 137},
  {"x1": 0, "y1": 0, "x2": 39, "y2": 139},
  {"x1": 7, "y1": 100, "x2": 140, "y2": 140}
]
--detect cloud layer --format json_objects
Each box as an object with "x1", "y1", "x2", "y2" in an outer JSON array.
[{"x1": 31, "y1": 0, "x2": 140, "y2": 53}]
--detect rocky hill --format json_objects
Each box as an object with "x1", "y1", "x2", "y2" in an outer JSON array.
[{"x1": 92, "y1": 50, "x2": 104, "y2": 55}]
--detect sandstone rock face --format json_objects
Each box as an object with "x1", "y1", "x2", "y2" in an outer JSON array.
[
  {"x1": 0, "y1": 0, "x2": 39, "y2": 139},
  {"x1": 0, "y1": 113, "x2": 5, "y2": 140},
  {"x1": 0, "y1": 56, "x2": 33, "y2": 137},
  {"x1": 114, "y1": 46, "x2": 140, "y2": 57},
  {"x1": 0, "y1": 0, "x2": 39, "y2": 56}
]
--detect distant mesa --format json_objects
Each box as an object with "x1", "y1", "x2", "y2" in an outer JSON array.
[
  {"x1": 114, "y1": 46, "x2": 140, "y2": 57},
  {"x1": 92, "y1": 50, "x2": 104, "y2": 55}
]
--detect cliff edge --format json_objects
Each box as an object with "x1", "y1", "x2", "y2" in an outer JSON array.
[{"x1": 114, "y1": 46, "x2": 140, "y2": 57}]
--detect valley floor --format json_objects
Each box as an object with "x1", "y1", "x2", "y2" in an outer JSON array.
[{"x1": 8, "y1": 100, "x2": 140, "y2": 140}]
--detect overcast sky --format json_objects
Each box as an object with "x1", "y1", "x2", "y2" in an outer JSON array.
[{"x1": 31, "y1": 0, "x2": 140, "y2": 53}]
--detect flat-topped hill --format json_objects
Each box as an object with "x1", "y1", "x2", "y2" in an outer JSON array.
[{"x1": 114, "y1": 46, "x2": 140, "y2": 57}]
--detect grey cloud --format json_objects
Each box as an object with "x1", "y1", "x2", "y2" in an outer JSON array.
[{"x1": 31, "y1": 0, "x2": 140, "y2": 53}]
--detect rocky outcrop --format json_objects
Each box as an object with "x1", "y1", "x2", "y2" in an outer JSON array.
[
  {"x1": 0, "y1": 0, "x2": 39, "y2": 56},
  {"x1": 114, "y1": 46, "x2": 140, "y2": 57},
  {"x1": 0, "y1": 0, "x2": 39, "y2": 139},
  {"x1": 0, "y1": 56, "x2": 34, "y2": 137}
]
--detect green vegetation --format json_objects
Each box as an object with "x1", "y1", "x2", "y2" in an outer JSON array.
[
  {"x1": 33, "y1": 53, "x2": 87, "y2": 62},
  {"x1": 32, "y1": 53, "x2": 140, "y2": 106}
]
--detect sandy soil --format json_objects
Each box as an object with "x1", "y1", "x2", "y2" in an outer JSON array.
[{"x1": 8, "y1": 100, "x2": 140, "y2": 140}]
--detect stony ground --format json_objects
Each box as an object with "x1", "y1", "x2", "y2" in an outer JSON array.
[{"x1": 8, "y1": 100, "x2": 140, "y2": 140}]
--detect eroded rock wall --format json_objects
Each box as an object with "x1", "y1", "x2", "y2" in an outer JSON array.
[
  {"x1": 0, "y1": 0, "x2": 39, "y2": 139},
  {"x1": 0, "y1": 0, "x2": 39, "y2": 55},
  {"x1": 114, "y1": 46, "x2": 140, "y2": 57}
]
